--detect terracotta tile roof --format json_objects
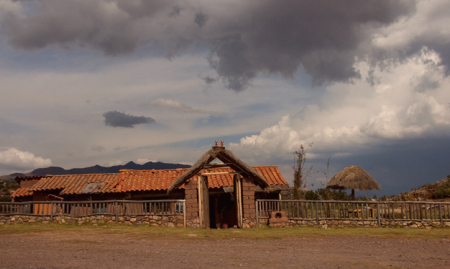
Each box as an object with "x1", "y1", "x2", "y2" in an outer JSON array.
[
  {"x1": 14, "y1": 175, "x2": 47, "y2": 183},
  {"x1": 106, "y1": 169, "x2": 187, "y2": 193},
  {"x1": 109, "y1": 166, "x2": 288, "y2": 193},
  {"x1": 11, "y1": 188, "x2": 33, "y2": 197},
  {"x1": 31, "y1": 174, "x2": 118, "y2": 195},
  {"x1": 17, "y1": 165, "x2": 288, "y2": 196}
]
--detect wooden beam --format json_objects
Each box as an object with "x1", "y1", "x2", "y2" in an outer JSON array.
[{"x1": 199, "y1": 172, "x2": 237, "y2": 175}]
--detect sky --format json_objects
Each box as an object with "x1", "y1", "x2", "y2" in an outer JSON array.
[{"x1": 0, "y1": 0, "x2": 449, "y2": 196}]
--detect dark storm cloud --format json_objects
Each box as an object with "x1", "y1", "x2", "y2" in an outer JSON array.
[
  {"x1": 414, "y1": 76, "x2": 440, "y2": 92},
  {"x1": 103, "y1": 111, "x2": 155, "y2": 128},
  {"x1": 169, "y1": 6, "x2": 181, "y2": 17},
  {"x1": 0, "y1": 0, "x2": 431, "y2": 90},
  {"x1": 211, "y1": 0, "x2": 414, "y2": 88},
  {"x1": 207, "y1": 35, "x2": 256, "y2": 91},
  {"x1": 194, "y1": 12, "x2": 207, "y2": 27},
  {"x1": 0, "y1": 0, "x2": 175, "y2": 56},
  {"x1": 366, "y1": 68, "x2": 380, "y2": 86},
  {"x1": 202, "y1": 76, "x2": 217, "y2": 84},
  {"x1": 331, "y1": 136, "x2": 450, "y2": 196}
]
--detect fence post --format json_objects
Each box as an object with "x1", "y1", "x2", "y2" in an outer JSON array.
[
  {"x1": 419, "y1": 203, "x2": 423, "y2": 220},
  {"x1": 255, "y1": 200, "x2": 259, "y2": 227},
  {"x1": 115, "y1": 201, "x2": 118, "y2": 224},
  {"x1": 377, "y1": 202, "x2": 381, "y2": 227},
  {"x1": 315, "y1": 201, "x2": 319, "y2": 221},
  {"x1": 50, "y1": 202, "x2": 53, "y2": 223},
  {"x1": 183, "y1": 200, "x2": 186, "y2": 228},
  {"x1": 439, "y1": 203, "x2": 443, "y2": 224}
]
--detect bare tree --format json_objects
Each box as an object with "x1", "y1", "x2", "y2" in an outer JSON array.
[{"x1": 292, "y1": 143, "x2": 317, "y2": 199}]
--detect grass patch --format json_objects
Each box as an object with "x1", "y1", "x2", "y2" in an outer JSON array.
[{"x1": 1, "y1": 223, "x2": 450, "y2": 240}]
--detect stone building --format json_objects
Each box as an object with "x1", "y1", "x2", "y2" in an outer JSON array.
[{"x1": 11, "y1": 143, "x2": 288, "y2": 228}]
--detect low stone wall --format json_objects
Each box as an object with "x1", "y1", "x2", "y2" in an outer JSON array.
[
  {"x1": 258, "y1": 218, "x2": 450, "y2": 229},
  {"x1": 0, "y1": 214, "x2": 185, "y2": 227},
  {"x1": 186, "y1": 217, "x2": 200, "y2": 228},
  {"x1": 3, "y1": 214, "x2": 450, "y2": 229},
  {"x1": 242, "y1": 217, "x2": 257, "y2": 228}
]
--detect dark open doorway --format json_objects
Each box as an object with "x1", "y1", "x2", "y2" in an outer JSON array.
[{"x1": 209, "y1": 193, "x2": 238, "y2": 229}]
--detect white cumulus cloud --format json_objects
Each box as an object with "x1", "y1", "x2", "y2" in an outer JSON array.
[
  {"x1": 0, "y1": 148, "x2": 52, "y2": 172},
  {"x1": 230, "y1": 48, "x2": 450, "y2": 163}
]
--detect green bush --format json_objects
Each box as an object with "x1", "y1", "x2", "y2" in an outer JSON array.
[
  {"x1": 0, "y1": 180, "x2": 19, "y2": 202},
  {"x1": 304, "y1": 190, "x2": 319, "y2": 200},
  {"x1": 316, "y1": 188, "x2": 351, "y2": 200}
]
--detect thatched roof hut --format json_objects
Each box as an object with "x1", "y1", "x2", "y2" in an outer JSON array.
[
  {"x1": 327, "y1": 165, "x2": 381, "y2": 199},
  {"x1": 167, "y1": 142, "x2": 270, "y2": 193}
]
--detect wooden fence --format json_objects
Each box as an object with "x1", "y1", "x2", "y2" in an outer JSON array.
[
  {"x1": 256, "y1": 200, "x2": 450, "y2": 225},
  {"x1": 0, "y1": 199, "x2": 185, "y2": 224}
]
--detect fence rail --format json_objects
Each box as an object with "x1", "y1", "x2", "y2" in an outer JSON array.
[
  {"x1": 0, "y1": 200, "x2": 185, "y2": 224},
  {"x1": 256, "y1": 199, "x2": 450, "y2": 224}
]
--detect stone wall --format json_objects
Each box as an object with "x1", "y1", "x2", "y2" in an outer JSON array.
[
  {"x1": 242, "y1": 217, "x2": 256, "y2": 228},
  {"x1": 4, "y1": 214, "x2": 449, "y2": 229},
  {"x1": 258, "y1": 218, "x2": 450, "y2": 229},
  {"x1": 0, "y1": 214, "x2": 185, "y2": 227},
  {"x1": 241, "y1": 179, "x2": 255, "y2": 228}
]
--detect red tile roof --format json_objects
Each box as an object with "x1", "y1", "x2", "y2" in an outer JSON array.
[
  {"x1": 11, "y1": 188, "x2": 33, "y2": 197},
  {"x1": 107, "y1": 169, "x2": 186, "y2": 193},
  {"x1": 17, "y1": 165, "x2": 287, "y2": 196},
  {"x1": 108, "y1": 166, "x2": 287, "y2": 193},
  {"x1": 31, "y1": 173, "x2": 119, "y2": 195},
  {"x1": 14, "y1": 175, "x2": 47, "y2": 183}
]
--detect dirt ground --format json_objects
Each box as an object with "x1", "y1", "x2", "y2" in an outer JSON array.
[{"x1": 1, "y1": 231, "x2": 449, "y2": 269}]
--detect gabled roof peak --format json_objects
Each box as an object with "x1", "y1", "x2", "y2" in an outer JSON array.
[{"x1": 168, "y1": 141, "x2": 270, "y2": 193}]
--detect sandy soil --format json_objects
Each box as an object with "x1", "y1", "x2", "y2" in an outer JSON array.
[{"x1": 1, "y1": 231, "x2": 449, "y2": 269}]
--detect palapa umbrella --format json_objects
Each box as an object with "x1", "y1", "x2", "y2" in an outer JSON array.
[{"x1": 327, "y1": 165, "x2": 381, "y2": 199}]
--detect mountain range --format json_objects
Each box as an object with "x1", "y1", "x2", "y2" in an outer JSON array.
[{"x1": 0, "y1": 161, "x2": 191, "y2": 181}]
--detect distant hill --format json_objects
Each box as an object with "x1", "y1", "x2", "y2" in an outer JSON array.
[
  {"x1": 0, "y1": 161, "x2": 191, "y2": 181},
  {"x1": 0, "y1": 173, "x2": 30, "y2": 182},
  {"x1": 390, "y1": 175, "x2": 450, "y2": 201}
]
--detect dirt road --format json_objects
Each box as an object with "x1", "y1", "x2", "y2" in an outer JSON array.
[{"x1": 1, "y1": 231, "x2": 449, "y2": 268}]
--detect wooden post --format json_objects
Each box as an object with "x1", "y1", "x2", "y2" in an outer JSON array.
[
  {"x1": 50, "y1": 202, "x2": 53, "y2": 223},
  {"x1": 352, "y1": 203, "x2": 355, "y2": 219},
  {"x1": 315, "y1": 201, "x2": 319, "y2": 221},
  {"x1": 197, "y1": 175, "x2": 209, "y2": 228},
  {"x1": 115, "y1": 201, "x2": 118, "y2": 223},
  {"x1": 197, "y1": 176, "x2": 203, "y2": 228},
  {"x1": 198, "y1": 176, "x2": 202, "y2": 228},
  {"x1": 234, "y1": 174, "x2": 243, "y2": 228},
  {"x1": 377, "y1": 202, "x2": 381, "y2": 227},
  {"x1": 439, "y1": 203, "x2": 443, "y2": 224},
  {"x1": 255, "y1": 200, "x2": 259, "y2": 227},
  {"x1": 401, "y1": 203, "x2": 404, "y2": 220},
  {"x1": 183, "y1": 200, "x2": 186, "y2": 228},
  {"x1": 420, "y1": 203, "x2": 423, "y2": 220}
]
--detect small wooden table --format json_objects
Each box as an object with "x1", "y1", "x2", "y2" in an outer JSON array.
[{"x1": 341, "y1": 208, "x2": 374, "y2": 218}]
